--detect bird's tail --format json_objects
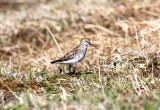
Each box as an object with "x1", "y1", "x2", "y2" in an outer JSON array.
[{"x1": 50, "y1": 60, "x2": 59, "y2": 64}]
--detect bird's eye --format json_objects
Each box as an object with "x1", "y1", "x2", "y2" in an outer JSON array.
[{"x1": 85, "y1": 40, "x2": 89, "y2": 43}]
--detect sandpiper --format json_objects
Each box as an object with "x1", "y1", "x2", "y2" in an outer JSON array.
[{"x1": 50, "y1": 38, "x2": 96, "y2": 73}]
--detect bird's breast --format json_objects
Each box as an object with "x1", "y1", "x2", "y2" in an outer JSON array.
[{"x1": 74, "y1": 53, "x2": 85, "y2": 62}]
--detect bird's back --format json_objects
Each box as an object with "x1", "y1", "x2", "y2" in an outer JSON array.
[{"x1": 50, "y1": 43, "x2": 88, "y2": 64}]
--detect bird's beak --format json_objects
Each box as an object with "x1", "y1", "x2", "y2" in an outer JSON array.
[{"x1": 89, "y1": 42, "x2": 97, "y2": 48}]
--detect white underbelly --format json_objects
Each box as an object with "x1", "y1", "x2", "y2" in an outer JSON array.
[{"x1": 60, "y1": 54, "x2": 84, "y2": 64}]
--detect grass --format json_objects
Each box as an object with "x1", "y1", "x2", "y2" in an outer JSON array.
[{"x1": 1, "y1": 0, "x2": 160, "y2": 109}]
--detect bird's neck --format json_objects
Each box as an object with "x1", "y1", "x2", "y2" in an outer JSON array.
[{"x1": 79, "y1": 44, "x2": 88, "y2": 51}]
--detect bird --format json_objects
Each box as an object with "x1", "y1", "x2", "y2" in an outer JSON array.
[{"x1": 50, "y1": 38, "x2": 96, "y2": 74}]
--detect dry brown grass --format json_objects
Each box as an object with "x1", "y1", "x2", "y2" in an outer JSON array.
[{"x1": 1, "y1": 0, "x2": 160, "y2": 109}]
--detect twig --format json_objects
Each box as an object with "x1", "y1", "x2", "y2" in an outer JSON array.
[{"x1": 46, "y1": 26, "x2": 63, "y2": 56}]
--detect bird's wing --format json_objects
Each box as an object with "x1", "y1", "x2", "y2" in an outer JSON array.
[{"x1": 50, "y1": 46, "x2": 79, "y2": 64}]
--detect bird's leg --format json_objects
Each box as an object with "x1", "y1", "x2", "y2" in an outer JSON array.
[
  {"x1": 72, "y1": 64, "x2": 76, "y2": 74},
  {"x1": 58, "y1": 66, "x2": 63, "y2": 74},
  {"x1": 68, "y1": 64, "x2": 72, "y2": 74},
  {"x1": 68, "y1": 64, "x2": 76, "y2": 75}
]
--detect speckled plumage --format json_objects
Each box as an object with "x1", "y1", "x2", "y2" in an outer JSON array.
[{"x1": 50, "y1": 38, "x2": 96, "y2": 64}]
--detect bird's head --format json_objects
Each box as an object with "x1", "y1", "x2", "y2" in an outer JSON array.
[{"x1": 80, "y1": 38, "x2": 96, "y2": 47}]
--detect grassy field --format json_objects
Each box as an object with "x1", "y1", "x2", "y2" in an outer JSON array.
[{"x1": 1, "y1": 0, "x2": 160, "y2": 109}]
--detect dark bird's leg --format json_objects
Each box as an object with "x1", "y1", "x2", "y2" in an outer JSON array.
[
  {"x1": 68, "y1": 64, "x2": 76, "y2": 75},
  {"x1": 72, "y1": 65, "x2": 76, "y2": 74},
  {"x1": 68, "y1": 64, "x2": 72, "y2": 74},
  {"x1": 58, "y1": 66, "x2": 63, "y2": 74}
]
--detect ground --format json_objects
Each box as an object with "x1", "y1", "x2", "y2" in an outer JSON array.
[{"x1": 1, "y1": 0, "x2": 160, "y2": 110}]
